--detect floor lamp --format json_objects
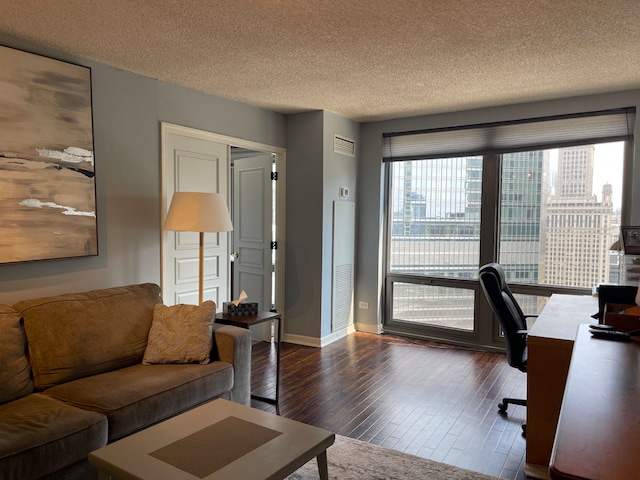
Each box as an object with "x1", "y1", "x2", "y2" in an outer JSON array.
[{"x1": 163, "y1": 192, "x2": 233, "y2": 305}]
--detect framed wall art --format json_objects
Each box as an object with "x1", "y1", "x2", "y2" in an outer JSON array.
[{"x1": 0, "y1": 45, "x2": 97, "y2": 263}]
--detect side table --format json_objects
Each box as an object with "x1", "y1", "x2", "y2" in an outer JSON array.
[{"x1": 215, "y1": 311, "x2": 282, "y2": 408}]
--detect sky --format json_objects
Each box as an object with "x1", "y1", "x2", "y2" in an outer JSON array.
[
  {"x1": 593, "y1": 142, "x2": 624, "y2": 208},
  {"x1": 548, "y1": 141, "x2": 624, "y2": 209}
]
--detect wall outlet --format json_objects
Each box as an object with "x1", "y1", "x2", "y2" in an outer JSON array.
[{"x1": 358, "y1": 301, "x2": 369, "y2": 309}]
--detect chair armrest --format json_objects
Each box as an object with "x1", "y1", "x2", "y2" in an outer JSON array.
[
  {"x1": 517, "y1": 330, "x2": 529, "y2": 346},
  {"x1": 211, "y1": 323, "x2": 251, "y2": 406}
]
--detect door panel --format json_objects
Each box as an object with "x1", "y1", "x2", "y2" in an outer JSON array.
[
  {"x1": 161, "y1": 123, "x2": 230, "y2": 306},
  {"x1": 232, "y1": 154, "x2": 273, "y2": 312}
]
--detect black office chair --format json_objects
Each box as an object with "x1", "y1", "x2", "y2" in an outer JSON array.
[{"x1": 479, "y1": 263, "x2": 536, "y2": 429}]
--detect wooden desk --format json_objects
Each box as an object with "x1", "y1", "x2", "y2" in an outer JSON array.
[
  {"x1": 526, "y1": 294, "x2": 598, "y2": 477},
  {"x1": 550, "y1": 324, "x2": 640, "y2": 479}
]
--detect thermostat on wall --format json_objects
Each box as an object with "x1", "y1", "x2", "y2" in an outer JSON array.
[{"x1": 339, "y1": 186, "x2": 350, "y2": 199}]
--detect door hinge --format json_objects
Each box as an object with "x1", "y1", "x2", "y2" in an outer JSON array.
[
  {"x1": 271, "y1": 241, "x2": 278, "y2": 250},
  {"x1": 271, "y1": 171, "x2": 278, "y2": 181}
]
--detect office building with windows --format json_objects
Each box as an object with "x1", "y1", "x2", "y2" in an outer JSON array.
[
  {"x1": 498, "y1": 151, "x2": 549, "y2": 284},
  {"x1": 541, "y1": 146, "x2": 616, "y2": 289},
  {"x1": 389, "y1": 151, "x2": 548, "y2": 329}
]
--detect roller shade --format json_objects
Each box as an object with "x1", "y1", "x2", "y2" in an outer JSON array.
[{"x1": 383, "y1": 108, "x2": 635, "y2": 162}]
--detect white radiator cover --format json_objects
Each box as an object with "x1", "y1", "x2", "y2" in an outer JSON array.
[{"x1": 332, "y1": 201, "x2": 355, "y2": 332}]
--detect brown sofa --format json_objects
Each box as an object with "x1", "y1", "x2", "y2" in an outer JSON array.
[{"x1": 0, "y1": 283, "x2": 251, "y2": 480}]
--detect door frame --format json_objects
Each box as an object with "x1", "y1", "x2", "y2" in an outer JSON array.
[{"x1": 161, "y1": 122, "x2": 286, "y2": 314}]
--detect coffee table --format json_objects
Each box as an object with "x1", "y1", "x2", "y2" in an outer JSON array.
[{"x1": 88, "y1": 398, "x2": 335, "y2": 480}]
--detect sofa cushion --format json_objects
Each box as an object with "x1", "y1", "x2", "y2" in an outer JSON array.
[
  {"x1": 44, "y1": 362, "x2": 234, "y2": 441},
  {"x1": 0, "y1": 393, "x2": 107, "y2": 479},
  {"x1": 15, "y1": 283, "x2": 162, "y2": 389},
  {"x1": 0, "y1": 305, "x2": 34, "y2": 404},
  {"x1": 143, "y1": 301, "x2": 216, "y2": 365}
]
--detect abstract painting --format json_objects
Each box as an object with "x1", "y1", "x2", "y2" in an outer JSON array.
[{"x1": 0, "y1": 45, "x2": 97, "y2": 263}]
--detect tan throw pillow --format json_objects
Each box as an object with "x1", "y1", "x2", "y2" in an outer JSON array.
[
  {"x1": 0, "y1": 305, "x2": 34, "y2": 404},
  {"x1": 142, "y1": 301, "x2": 215, "y2": 365}
]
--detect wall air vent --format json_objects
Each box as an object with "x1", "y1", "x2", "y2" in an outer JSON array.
[{"x1": 333, "y1": 134, "x2": 356, "y2": 157}]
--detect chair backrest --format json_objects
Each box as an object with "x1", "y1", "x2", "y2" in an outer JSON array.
[{"x1": 478, "y1": 263, "x2": 527, "y2": 371}]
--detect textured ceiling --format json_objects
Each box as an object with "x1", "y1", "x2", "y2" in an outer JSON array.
[{"x1": 1, "y1": 0, "x2": 639, "y2": 122}]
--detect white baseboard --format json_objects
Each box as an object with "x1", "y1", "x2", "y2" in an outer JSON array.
[
  {"x1": 283, "y1": 323, "x2": 357, "y2": 348},
  {"x1": 283, "y1": 333, "x2": 322, "y2": 347},
  {"x1": 354, "y1": 321, "x2": 383, "y2": 334}
]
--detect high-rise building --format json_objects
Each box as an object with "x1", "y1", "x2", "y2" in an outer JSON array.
[
  {"x1": 499, "y1": 150, "x2": 549, "y2": 283},
  {"x1": 391, "y1": 153, "x2": 548, "y2": 281},
  {"x1": 541, "y1": 145, "x2": 614, "y2": 288},
  {"x1": 556, "y1": 145, "x2": 594, "y2": 198}
]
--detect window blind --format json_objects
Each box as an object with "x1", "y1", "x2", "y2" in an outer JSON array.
[{"x1": 383, "y1": 108, "x2": 636, "y2": 162}]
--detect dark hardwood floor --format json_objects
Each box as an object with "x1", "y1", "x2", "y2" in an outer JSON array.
[{"x1": 250, "y1": 331, "x2": 528, "y2": 480}]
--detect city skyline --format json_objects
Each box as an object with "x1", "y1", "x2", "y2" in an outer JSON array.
[
  {"x1": 547, "y1": 141, "x2": 623, "y2": 208},
  {"x1": 390, "y1": 142, "x2": 621, "y2": 289}
]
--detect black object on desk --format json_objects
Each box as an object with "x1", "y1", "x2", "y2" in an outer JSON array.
[
  {"x1": 215, "y1": 311, "x2": 282, "y2": 409},
  {"x1": 594, "y1": 284, "x2": 638, "y2": 321},
  {"x1": 589, "y1": 325, "x2": 640, "y2": 341}
]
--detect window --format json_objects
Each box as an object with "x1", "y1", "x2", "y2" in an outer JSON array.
[
  {"x1": 383, "y1": 109, "x2": 635, "y2": 348},
  {"x1": 499, "y1": 145, "x2": 622, "y2": 288}
]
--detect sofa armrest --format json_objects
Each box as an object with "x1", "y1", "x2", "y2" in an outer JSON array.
[{"x1": 211, "y1": 324, "x2": 251, "y2": 406}]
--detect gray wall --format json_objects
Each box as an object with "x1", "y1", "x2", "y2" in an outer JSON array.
[
  {"x1": 0, "y1": 35, "x2": 286, "y2": 305},
  {"x1": 284, "y1": 111, "x2": 324, "y2": 338},
  {"x1": 283, "y1": 111, "x2": 359, "y2": 341},
  {"x1": 355, "y1": 90, "x2": 640, "y2": 331},
  {"x1": 321, "y1": 112, "x2": 359, "y2": 338}
]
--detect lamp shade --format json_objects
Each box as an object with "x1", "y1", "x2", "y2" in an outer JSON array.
[{"x1": 164, "y1": 192, "x2": 233, "y2": 233}]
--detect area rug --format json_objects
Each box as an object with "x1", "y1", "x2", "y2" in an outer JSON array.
[{"x1": 285, "y1": 435, "x2": 501, "y2": 480}]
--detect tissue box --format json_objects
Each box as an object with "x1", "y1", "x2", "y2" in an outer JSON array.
[{"x1": 222, "y1": 302, "x2": 258, "y2": 317}]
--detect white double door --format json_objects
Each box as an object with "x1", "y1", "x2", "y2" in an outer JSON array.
[{"x1": 161, "y1": 123, "x2": 273, "y2": 311}]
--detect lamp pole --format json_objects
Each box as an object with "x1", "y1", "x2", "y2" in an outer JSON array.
[{"x1": 199, "y1": 231, "x2": 205, "y2": 305}]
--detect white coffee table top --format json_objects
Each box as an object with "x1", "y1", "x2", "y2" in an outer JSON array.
[{"x1": 89, "y1": 398, "x2": 335, "y2": 480}]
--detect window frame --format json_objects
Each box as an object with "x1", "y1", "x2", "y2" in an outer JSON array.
[{"x1": 382, "y1": 111, "x2": 634, "y2": 349}]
